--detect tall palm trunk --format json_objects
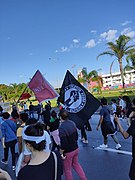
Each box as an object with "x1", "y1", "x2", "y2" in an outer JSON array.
[{"x1": 119, "y1": 59, "x2": 125, "y2": 91}]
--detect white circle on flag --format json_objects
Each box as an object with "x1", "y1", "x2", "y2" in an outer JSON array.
[{"x1": 64, "y1": 84, "x2": 86, "y2": 113}]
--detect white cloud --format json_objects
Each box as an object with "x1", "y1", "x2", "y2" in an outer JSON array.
[
  {"x1": 121, "y1": 28, "x2": 135, "y2": 38},
  {"x1": 90, "y1": 30, "x2": 97, "y2": 34},
  {"x1": 100, "y1": 32, "x2": 107, "y2": 38},
  {"x1": 126, "y1": 31, "x2": 135, "y2": 38},
  {"x1": 121, "y1": 21, "x2": 132, "y2": 26},
  {"x1": 121, "y1": 28, "x2": 131, "y2": 34},
  {"x1": 85, "y1": 39, "x2": 96, "y2": 48},
  {"x1": 100, "y1": 29, "x2": 117, "y2": 41},
  {"x1": 72, "y1": 39, "x2": 80, "y2": 43},
  {"x1": 55, "y1": 46, "x2": 70, "y2": 53}
]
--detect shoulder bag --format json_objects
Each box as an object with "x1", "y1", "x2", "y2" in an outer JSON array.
[{"x1": 52, "y1": 151, "x2": 57, "y2": 180}]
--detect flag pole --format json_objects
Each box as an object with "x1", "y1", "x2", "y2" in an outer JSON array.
[{"x1": 17, "y1": 85, "x2": 28, "y2": 103}]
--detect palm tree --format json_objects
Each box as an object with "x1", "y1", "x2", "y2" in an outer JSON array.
[
  {"x1": 124, "y1": 53, "x2": 135, "y2": 71},
  {"x1": 78, "y1": 69, "x2": 103, "y2": 93},
  {"x1": 97, "y1": 35, "x2": 135, "y2": 91}
]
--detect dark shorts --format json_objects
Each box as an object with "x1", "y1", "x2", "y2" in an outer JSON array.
[{"x1": 101, "y1": 122, "x2": 115, "y2": 138}]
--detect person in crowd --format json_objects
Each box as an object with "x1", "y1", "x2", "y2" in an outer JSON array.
[
  {"x1": 118, "y1": 95, "x2": 126, "y2": 118},
  {"x1": 16, "y1": 118, "x2": 52, "y2": 177},
  {"x1": 37, "y1": 103, "x2": 42, "y2": 120},
  {"x1": 47, "y1": 100, "x2": 52, "y2": 110},
  {"x1": 129, "y1": 98, "x2": 135, "y2": 125},
  {"x1": 115, "y1": 102, "x2": 135, "y2": 180},
  {"x1": 12, "y1": 103, "x2": 17, "y2": 111},
  {"x1": 19, "y1": 102, "x2": 24, "y2": 111},
  {"x1": 80, "y1": 124, "x2": 88, "y2": 144},
  {"x1": 16, "y1": 117, "x2": 37, "y2": 177},
  {"x1": 41, "y1": 104, "x2": 51, "y2": 129},
  {"x1": 123, "y1": 96, "x2": 133, "y2": 126},
  {"x1": 17, "y1": 122, "x2": 62, "y2": 180},
  {"x1": 1, "y1": 112, "x2": 17, "y2": 171},
  {"x1": 96, "y1": 98, "x2": 121, "y2": 149},
  {"x1": 0, "y1": 114, "x2": 4, "y2": 140},
  {"x1": 111, "y1": 99, "x2": 118, "y2": 131},
  {"x1": 85, "y1": 118, "x2": 92, "y2": 131},
  {"x1": 59, "y1": 109, "x2": 87, "y2": 180},
  {"x1": 17, "y1": 113, "x2": 29, "y2": 154},
  {"x1": 23, "y1": 102, "x2": 28, "y2": 112},
  {"x1": 10, "y1": 111, "x2": 21, "y2": 128},
  {"x1": 0, "y1": 105, "x2": 3, "y2": 115},
  {"x1": 57, "y1": 99, "x2": 60, "y2": 107},
  {"x1": 47, "y1": 110, "x2": 60, "y2": 151},
  {"x1": 29, "y1": 102, "x2": 34, "y2": 118},
  {"x1": 25, "y1": 119, "x2": 51, "y2": 152}
]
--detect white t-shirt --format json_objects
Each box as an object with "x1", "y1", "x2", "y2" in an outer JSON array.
[
  {"x1": 119, "y1": 99, "x2": 126, "y2": 109},
  {"x1": 24, "y1": 104, "x2": 28, "y2": 110},
  {"x1": 112, "y1": 103, "x2": 116, "y2": 113}
]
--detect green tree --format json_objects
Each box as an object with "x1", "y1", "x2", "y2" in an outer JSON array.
[
  {"x1": 97, "y1": 35, "x2": 135, "y2": 91},
  {"x1": 78, "y1": 69, "x2": 103, "y2": 93},
  {"x1": 124, "y1": 53, "x2": 135, "y2": 71}
]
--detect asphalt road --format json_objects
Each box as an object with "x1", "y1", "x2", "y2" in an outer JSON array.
[{"x1": 0, "y1": 113, "x2": 132, "y2": 180}]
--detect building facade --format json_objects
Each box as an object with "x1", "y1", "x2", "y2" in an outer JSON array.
[{"x1": 101, "y1": 69, "x2": 135, "y2": 89}]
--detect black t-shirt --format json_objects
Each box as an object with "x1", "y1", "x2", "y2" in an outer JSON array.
[
  {"x1": 48, "y1": 118, "x2": 60, "y2": 132},
  {"x1": 17, "y1": 152, "x2": 62, "y2": 180},
  {"x1": 29, "y1": 104, "x2": 34, "y2": 111},
  {"x1": 127, "y1": 119, "x2": 135, "y2": 158},
  {"x1": 59, "y1": 120, "x2": 78, "y2": 153},
  {"x1": 42, "y1": 110, "x2": 51, "y2": 124}
]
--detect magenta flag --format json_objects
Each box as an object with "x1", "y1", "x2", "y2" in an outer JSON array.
[{"x1": 28, "y1": 70, "x2": 59, "y2": 103}]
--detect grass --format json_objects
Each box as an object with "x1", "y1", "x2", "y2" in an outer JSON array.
[
  {"x1": 94, "y1": 88, "x2": 135, "y2": 103},
  {"x1": 17, "y1": 88, "x2": 135, "y2": 108}
]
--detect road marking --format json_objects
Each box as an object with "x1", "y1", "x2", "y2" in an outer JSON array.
[{"x1": 95, "y1": 147, "x2": 132, "y2": 156}]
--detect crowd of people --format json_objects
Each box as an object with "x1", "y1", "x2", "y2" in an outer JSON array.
[
  {"x1": 0, "y1": 101, "x2": 87, "y2": 180},
  {"x1": 0, "y1": 95, "x2": 134, "y2": 180}
]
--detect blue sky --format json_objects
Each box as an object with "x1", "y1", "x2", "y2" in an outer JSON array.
[{"x1": 0, "y1": 0, "x2": 135, "y2": 88}]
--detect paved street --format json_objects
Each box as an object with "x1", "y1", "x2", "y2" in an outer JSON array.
[{"x1": 0, "y1": 113, "x2": 132, "y2": 180}]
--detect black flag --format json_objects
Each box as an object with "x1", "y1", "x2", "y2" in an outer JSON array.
[{"x1": 58, "y1": 70, "x2": 100, "y2": 129}]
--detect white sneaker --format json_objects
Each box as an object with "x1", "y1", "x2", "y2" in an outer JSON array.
[
  {"x1": 79, "y1": 137, "x2": 85, "y2": 141},
  {"x1": 83, "y1": 140, "x2": 88, "y2": 144},
  {"x1": 12, "y1": 166, "x2": 16, "y2": 171},
  {"x1": 99, "y1": 144, "x2": 108, "y2": 148},
  {"x1": 116, "y1": 144, "x2": 121, "y2": 150}
]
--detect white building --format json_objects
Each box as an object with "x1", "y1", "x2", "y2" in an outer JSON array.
[{"x1": 102, "y1": 70, "x2": 135, "y2": 88}]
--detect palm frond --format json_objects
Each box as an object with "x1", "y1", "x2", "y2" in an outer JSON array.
[
  {"x1": 88, "y1": 70, "x2": 98, "y2": 78},
  {"x1": 77, "y1": 77, "x2": 86, "y2": 83},
  {"x1": 81, "y1": 69, "x2": 87, "y2": 77},
  {"x1": 124, "y1": 65, "x2": 133, "y2": 71},
  {"x1": 110, "y1": 60, "x2": 115, "y2": 76},
  {"x1": 97, "y1": 51, "x2": 114, "y2": 60}
]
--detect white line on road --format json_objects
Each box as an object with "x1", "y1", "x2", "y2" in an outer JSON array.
[{"x1": 95, "y1": 147, "x2": 132, "y2": 156}]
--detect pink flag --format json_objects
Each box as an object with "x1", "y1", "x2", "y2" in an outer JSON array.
[{"x1": 28, "y1": 70, "x2": 59, "y2": 103}]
